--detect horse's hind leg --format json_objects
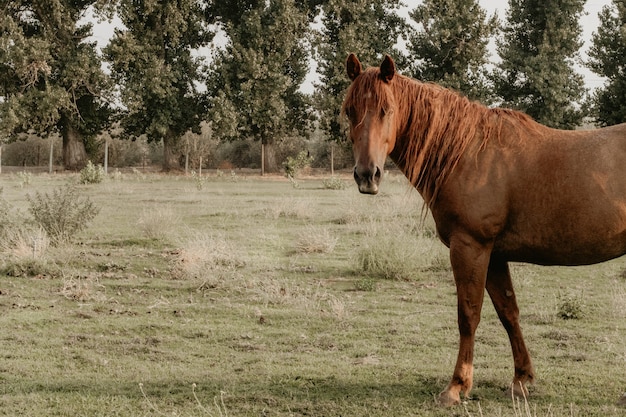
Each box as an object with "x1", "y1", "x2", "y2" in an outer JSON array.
[{"x1": 485, "y1": 258, "x2": 535, "y2": 396}]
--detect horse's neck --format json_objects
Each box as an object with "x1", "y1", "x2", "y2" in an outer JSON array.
[{"x1": 389, "y1": 80, "x2": 489, "y2": 202}]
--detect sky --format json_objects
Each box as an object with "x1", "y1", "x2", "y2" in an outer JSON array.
[{"x1": 90, "y1": 0, "x2": 613, "y2": 93}]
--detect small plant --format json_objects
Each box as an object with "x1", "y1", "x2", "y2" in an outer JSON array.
[
  {"x1": 322, "y1": 176, "x2": 347, "y2": 190},
  {"x1": 190, "y1": 170, "x2": 207, "y2": 190},
  {"x1": 288, "y1": 174, "x2": 300, "y2": 189},
  {"x1": 558, "y1": 293, "x2": 585, "y2": 320},
  {"x1": 283, "y1": 150, "x2": 313, "y2": 178},
  {"x1": 27, "y1": 185, "x2": 100, "y2": 245},
  {"x1": 16, "y1": 171, "x2": 32, "y2": 187},
  {"x1": 79, "y1": 161, "x2": 105, "y2": 184},
  {"x1": 354, "y1": 277, "x2": 377, "y2": 292}
]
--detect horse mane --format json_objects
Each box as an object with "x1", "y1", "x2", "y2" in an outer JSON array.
[{"x1": 343, "y1": 68, "x2": 542, "y2": 206}]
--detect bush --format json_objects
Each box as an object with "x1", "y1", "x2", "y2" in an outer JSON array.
[
  {"x1": 27, "y1": 185, "x2": 100, "y2": 245},
  {"x1": 558, "y1": 293, "x2": 585, "y2": 320},
  {"x1": 322, "y1": 176, "x2": 348, "y2": 190},
  {"x1": 79, "y1": 161, "x2": 105, "y2": 184},
  {"x1": 283, "y1": 151, "x2": 313, "y2": 178}
]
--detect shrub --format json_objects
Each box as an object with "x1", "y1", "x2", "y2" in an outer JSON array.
[
  {"x1": 558, "y1": 293, "x2": 585, "y2": 320},
  {"x1": 283, "y1": 150, "x2": 313, "y2": 178},
  {"x1": 79, "y1": 161, "x2": 105, "y2": 184},
  {"x1": 322, "y1": 176, "x2": 348, "y2": 190},
  {"x1": 27, "y1": 185, "x2": 100, "y2": 245},
  {"x1": 16, "y1": 171, "x2": 32, "y2": 187}
]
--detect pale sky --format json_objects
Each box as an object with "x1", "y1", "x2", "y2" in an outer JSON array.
[{"x1": 90, "y1": 0, "x2": 613, "y2": 93}]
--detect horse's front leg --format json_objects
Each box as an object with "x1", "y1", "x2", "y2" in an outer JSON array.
[{"x1": 438, "y1": 235, "x2": 492, "y2": 407}]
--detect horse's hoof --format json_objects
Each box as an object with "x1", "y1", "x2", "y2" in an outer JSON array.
[
  {"x1": 506, "y1": 381, "x2": 529, "y2": 399},
  {"x1": 437, "y1": 389, "x2": 460, "y2": 407},
  {"x1": 617, "y1": 393, "x2": 626, "y2": 407}
]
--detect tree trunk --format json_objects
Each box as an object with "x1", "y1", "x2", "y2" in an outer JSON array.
[
  {"x1": 162, "y1": 129, "x2": 179, "y2": 172},
  {"x1": 62, "y1": 122, "x2": 87, "y2": 171},
  {"x1": 263, "y1": 140, "x2": 278, "y2": 173}
]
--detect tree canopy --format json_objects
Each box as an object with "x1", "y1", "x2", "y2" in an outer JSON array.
[
  {"x1": 103, "y1": 0, "x2": 212, "y2": 171},
  {"x1": 5, "y1": 0, "x2": 626, "y2": 171},
  {"x1": 407, "y1": 0, "x2": 498, "y2": 103},
  {"x1": 0, "y1": 0, "x2": 111, "y2": 169},
  {"x1": 314, "y1": 0, "x2": 407, "y2": 144},
  {"x1": 587, "y1": 1, "x2": 626, "y2": 126},
  {"x1": 207, "y1": 0, "x2": 313, "y2": 172},
  {"x1": 494, "y1": 0, "x2": 586, "y2": 129}
]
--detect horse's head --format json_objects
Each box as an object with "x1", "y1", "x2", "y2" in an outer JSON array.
[{"x1": 343, "y1": 53, "x2": 398, "y2": 194}]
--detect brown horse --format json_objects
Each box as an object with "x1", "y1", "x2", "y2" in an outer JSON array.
[{"x1": 343, "y1": 53, "x2": 626, "y2": 406}]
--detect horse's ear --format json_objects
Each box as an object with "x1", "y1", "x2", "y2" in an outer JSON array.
[
  {"x1": 346, "y1": 53, "x2": 362, "y2": 81},
  {"x1": 380, "y1": 55, "x2": 395, "y2": 82}
]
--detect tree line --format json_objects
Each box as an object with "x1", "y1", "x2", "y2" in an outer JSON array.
[{"x1": 1, "y1": 0, "x2": 626, "y2": 172}]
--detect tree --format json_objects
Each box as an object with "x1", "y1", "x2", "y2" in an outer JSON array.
[
  {"x1": 407, "y1": 0, "x2": 498, "y2": 103},
  {"x1": 0, "y1": 0, "x2": 111, "y2": 170},
  {"x1": 314, "y1": 0, "x2": 407, "y2": 144},
  {"x1": 587, "y1": 1, "x2": 626, "y2": 126},
  {"x1": 104, "y1": 0, "x2": 212, "y2": 171},
  {"x1": 207, "y1": 0, "x2": 313, "y2": 173},
  {"x1": 493, "y1": 0, "x2": 586, "y2": 128}
]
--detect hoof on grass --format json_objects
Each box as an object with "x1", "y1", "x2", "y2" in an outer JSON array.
[
  {"x1": 505, "y1": 381, "x2": 529, "y2": 399},
  {"x1": 617, "y1": 393, "x2": 626, "y2": 407},
  {"x1": 437, "y1": 389, "x2": 460, "y2": 407}
]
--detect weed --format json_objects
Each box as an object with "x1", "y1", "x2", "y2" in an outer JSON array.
[
  {"x1": 354, "y1": 277, "x2": 377, "y2": 291},
  {"x1": 79, "y1": 161, "x2": 105, "y2": 184},
  {"x1": 27, "y1": 185, "x2": 100, "y2": 245},
  {"x1": 190, "y1": 170, "x2": 207, "y2": 190},
  {"x1": 287, "y1": 174, "x2": 300, "y2": 188},
  {"x1": 283, "y1": 150, "x2": 313, "y2": 178},
  {"x1": 16, "y1": 170, "x2": 32, "y2": 187},
  {"x1": 558, "y1": 293, "x2": 585, "y2": 320},
  {"x1": 322, "y1": 176, "x2": 348, "y2": 190}
]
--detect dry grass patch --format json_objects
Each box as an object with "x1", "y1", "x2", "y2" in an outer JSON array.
[
  {"x1": 137, "y1": 205, "x2": 181, "y2": 240},
  {"x1": 60, "y1": 274, "x2": 105, "y2": 302},
  {"x1": 172, "y1": 232, "x2": 246, "y2": 280},
  {"x1": 0, "y1": 226, "x2": 49, "y2": 259},
  {"x1": 295, "y1": 225, "x2": 338, "y2": 254},
  {"x1": 355, "y1": 220, "x2": 449, "y2": 280}
]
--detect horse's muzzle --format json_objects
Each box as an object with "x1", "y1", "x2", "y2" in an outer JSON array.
[{"x1": 354, "y1": 165, "x2": 382, "y2": 194}]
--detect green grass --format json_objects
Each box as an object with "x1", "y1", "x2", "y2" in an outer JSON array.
[{"x1": 0, "y1": 171, "x2": 625, "y2": 416}]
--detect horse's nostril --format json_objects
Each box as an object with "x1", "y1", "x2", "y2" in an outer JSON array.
[{"x1": 374, "y1": 166, "x2": 382, "y2": 181}]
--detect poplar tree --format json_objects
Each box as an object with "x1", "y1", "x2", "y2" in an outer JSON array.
[
  {"x1": 314, "y1": 0, "x2": 407, "y2": 143},
  {"x1": 407, "y1": 0, "x2": 498, "y2": 103},
  {"x1": 104, "y1": 0, "x2": 211, "y2": 171},
  {"x1": 0, "y1": 0, "x2": 111, "y2": 169},
  {"x1": 494, "y1": 0, "x2": 586, "y2": 128},
  {"x1": 587, "y1": 1, "x2": 626, "y2": 126},
  {"x1": 207, "y1": 0, "x2": 312, "y2": 173}
]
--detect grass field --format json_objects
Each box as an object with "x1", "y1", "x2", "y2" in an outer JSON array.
[{"x1": 0, "y1": 170, "x2": 625, "y2": 416}]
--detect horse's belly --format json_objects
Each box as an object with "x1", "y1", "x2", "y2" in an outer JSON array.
[{"x1": 495, "y1": 216, "x2": 626, "y2": 266}]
